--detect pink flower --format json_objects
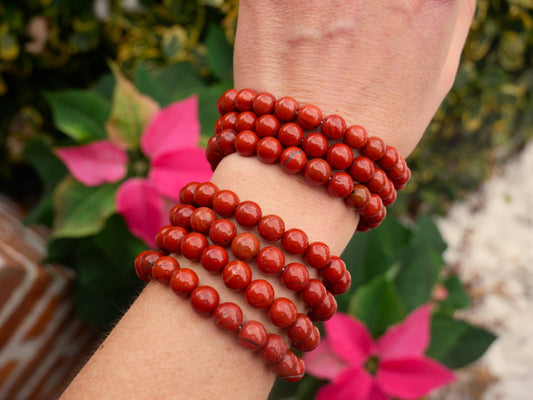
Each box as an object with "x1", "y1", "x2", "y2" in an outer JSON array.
[
  {"x1": 56, "y1": 96, "x2": 212, "y2": 247},
  {"x1": 304, "y1": 305, "x2": 455, "y2": 400}
]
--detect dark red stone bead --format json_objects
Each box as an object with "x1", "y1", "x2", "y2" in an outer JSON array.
[
  {"x1": 283, "y1": 357, "x2": 305, "y2": 382},
  {"x1": 206, "y1": 148, "x2": 222, "y2": 169},
  {"x1": 360, "y1": 193, "x2": 383, "y2": 218},
  {"x1": 346, "y1": 184, "x2": 371, "y2": 210},
  {"x1": 245, "y1": 279, "x2": 275, "y2": 308},
  {"x1": 322, "y1": 114, "x2": 347, "y2": 140},
  {"x1": 179, "y1": 182, "x2": 199, "y2": 205},
  {"x1": 169, "y1": 204, "x2": 195, "y2": 229},
  {"x1": 235, "y1": 111, "x2": 257, "y2": 132},
  {"x1": 259, "y1": 334, "x2": 288, "y2": 364},
  {"x1": 280, "y1": 147, "x2": 307, "y2": 175},
  {"x1": 213, "y1": 302, "x2": 243, "y2": 332},
  {"x1": 367, "y1": 168, "x2": 388, "y2": 193},
  {"x1": 216, "y1": 129, "x2": 237, "y2": 155},
  {"x1": 356, "y1": 220, "x2": 371, "y2": 232},
  {"x1": 278, "y1": 123, "x2": 304, "y2": 147},
  {"x1": 235, "y1": 88, "x2": 256, "y2": 112},
  {"x1": 135, "y1": 250, "x2": 163, "y2": 282},
  {"x1": 377, "y1": 178, "x2": 394, "y2": 200},
  {"x1": 212, "y1": 190, "x2": 240, "y2": 217},
  {"x1": 235, "y1": 130, "x2": 259, "y2": 157},
  {"x1": 255, "y1": 114, "x2": 281, "y2": 137},
  {"x1": 382, "y1": 186, "x2": 397, "y2": 206},
  {"x1": 281, "y1": 262, "x2": 309, "y2": 292},
  {"x1": 194, "y1": 182, "x2": 219, "y2": 207},
  {"x1": 234, "y1": 201, "x2": 262, "y2": 227},
  {"x1": 362, "y1": 136, "x2": 386, "y2": 160},
  {"x1": 302, "y1": 132, "x2": 329, "y2": 158},
  {"x1": 309, "y1": 292, "x2": 337, "y2": 321},
  {"x1": 190, "y1": 286, "x2": 220, "y2": 315},
  {"x1": 219, "y1": 111, "x2": 238, "y2": 130},
  {"x1": 321, "y1": 255, "x2": 347, "y2": 284},
  {"x1": 151, "y1": 256, "x2": 180, "y2": 285},
  {"x1": 231, "y1": 232, "x2": 260, "y2": 261},
  {"x1": 393, "y1": 166, "x2": 411, "y2": 189},
  {"x1": 350, "y1": 156, "x2": 375, "y2": 183},
  {"x1": 180, "y1": 232, "x2": 209, "y2": 260},
  {"x1": 256, "y1": 137, "x2": 282, "y2": 164},
  {"x1": 208, "y1": 219, "x2": 237, "y2": 247},
  {"x1": 365, "y1": 205, "x2": 386, "y2": 224},
  {"x1": 304, "y1": 159, "x2": 332, "y2": 186},
  {"x1": 190, "y1": 207, "x2": 217, "y2": 234},
  {"x1": 258, "y1": 214, "x2": 285, "y2": 241},
  {"x1": 301, "y1": 279, "x2": 327, "y2": 307},
  {"x1": 170, "y1": 268, "x2": 199, "y2": 296},
  {"x1": 327, "y1": 172, "x2": 355, "y2": 198},
  {"x1": 326, "y1": 270, "x2": 352, "y2": 295},
  {"x1": 253, "y1": 92, "x2": 276, "y2": 115},
  {"x1": 326, "y1": 143, "x2": 354, "y2": 171},
  {"x1": 281, "y1": 229, "x2": 309, "y2": 255},
  {"x1": 238, "y1": 320, "x2": 267, "y2": 350},
  {"x1": 207, "y1": 136, "x2": 223, "y2": 166},
  {"x1": 155, "y1": 224, "x2": 173, "y2": 251},
  {"x1": 287, "y1": 313, "x2": 314, "y2": 343},
  {"x1": 257, "y1": 246, "x2": 286, "y2": 274},
  {"x1": 297, "y1": 104, "x2": 323, "y2": 130},
  {"x1": 305, "y1": 242, "x2": 331, "y2": 269},
  {"x1": 344, "y1": 125, "x2": 368, "y2": 149},
  {"x1": 388, "y1": 158, "x2": 407, "y2": 179},
  {"x1": 162, "y1": 226, "x2": 188, "y2": 254},
  {"x1": 200, "y1": 245, "x2": 229, "y2": 273},
  {"x1": 222, "y1": 260, "x2": 252, "y2": 290},
  {"x1": 214, "y1": 116, "x2": 223, "y2": 134},
  {"x1": 218, "y1": 89, "x2": 237, "y2": 115},
  {"x1": 379, "y1": 145, "x2": 399, "y2": 170},
  {"x1": 293, "y1": 325, "x2": 320, "y2": 351},
  {"x1": 273, "y1": 350, "x2": 298, "y2": 378},
  {"x1": 274, "y1": 96, "x2": 299, "y2": 122}
]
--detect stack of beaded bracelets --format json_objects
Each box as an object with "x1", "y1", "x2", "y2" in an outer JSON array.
[
  {"x1": 206, "y1": 89, "x2": 411, "y2": 232},
  {"x1": 134, "y1": 181, "x2": 351, "y2": 382}
]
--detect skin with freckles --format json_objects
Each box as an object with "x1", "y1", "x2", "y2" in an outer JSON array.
[{"x1": 59, "y1": 1, "x2": 475, "y2": 399}]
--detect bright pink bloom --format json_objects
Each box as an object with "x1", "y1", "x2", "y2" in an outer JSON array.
[
  {"x1": 56, "y1": 96, "x2": 212, "y2": 247},
  {"x1": 304, "y1": 305, "x2": 455, "y2": 400}
]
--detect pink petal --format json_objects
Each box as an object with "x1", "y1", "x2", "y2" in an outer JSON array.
[
  {"x1": 376, "y1": 357, "x2": 456, "y2": 400},
  {"x1": 376, "y1": 305, "x2": 431, "y2": 361},
  {"x1": 149, "y1": 148, "x2": 212, "y2": 200},
  {"x1": 367, "y1": 384, "x2": 389, "y2": 400},
  {"x1": 323, "y1": 312, "x2": 374, "y2": 366},
  {"x1": 141, "y1": 96, "x2": 201, "y2": 160},
  {"x1": 116, "y1": 178, "x2": 167, "y2": 248},
  {"x1": 304, "y1": 337, "x2": 347, "y2": 381},
  {"x1": 315, "y1": 366, "x2": 373, "y2": 400},
  {"x1": 55, "y1": 140, "x2": 128, "y2": 186}
]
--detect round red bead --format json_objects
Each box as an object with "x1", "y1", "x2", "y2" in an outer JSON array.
[
  {"x1": 245, "y1": 279, "x2": 275, "y2": 308},
  {"x1": 273, "y1": 350, "x2": 298, "y2": 378},
  {"x1": 213, "y1": 302, "x2": 243, "y2": 332},
  {"x1": 200, "y1": 245, "x2": 229, "y2": 273},
  {"x1": 222, "y1": 260, "x2": 252, "y2": 290},
  {"x1": 304, "y1": 158, "x2": 332, "y2": 186},
  {"x1": 179, "y1": 182, "x2": 199, "y2": 205},
  {"x1": 234, "y1": 201, "x2": 262, "y2": 227},
  {"x1": 302, "y1": 132, "x2": 329, "y2": 158},
  {"x1": 309, "y1": 292, "x2": 337, "y2": 322},
  {"x1": 152, "y1": 256, "x2": 180, "y2": 285},
  {"x1": 235, "y1": 111, "x2": 257, "y2": 132},
  {"x1": 297, "y1": 104, "x2": 322, "y2": 129},
  {"x1": 170, "y1": 268, "x2": 199, "y2": 296},
  {"x1": 322, "y1": 114, "x2": 347, "y2": 140},
  {"x1": 321, "y1": 256, "x2": 347, "y2": 284},
  {"x1": 287, "y1": 313, "x2": 314, "y2": 343},
  {"x1": 190, "y1": 286, "x2": 220, "y2": 315},
  {"x1": 257, "y1": 246, "x2": 286, "y2": 274},
  {"x1": 360, "y1": 193, "x2": 383, "y2": 218},
  {"x1": 180, "y1": 232, "x2": 209, "y2": 260},
  {"x1": 169, "y1": 204, "x2": 195, "y2": 229},
  {"x1": 326, "y1": 270, "x2": 352, "y2": 295},
  {"x1": 281, "y1": 228, "x2": 309, "y2": 255},
  {"x1": 393, "y1": 167, "x2": 411, "y2": 189},
  {"x1": 162, "y1": 226, "x2": 188, "y2": 254},
  {"x1": 208, "y1": 219, "x2": 237, "y2": 247},
  {"x1": 194, "y1": 182, "x2": 219, "y2": 207},
  {"x1": 346, "y1": 184, "x2": 371, "y2": 210},
  {"x1": 256, "y1": 137, "x2": 282, "y2": 164},
  {"x1": 365, "y1": 205, "x2": 386, "y2": 224},
  {"x1": 377, "y1": 178, "x2": 394, "y2": 200},
  {"x1": 216, "y1": 129, "x2": 237, "y2": 155},
  {"x1": 259, "y1": 334, "x2": 288, "y2": 364},
  {"x1": 367, "y1": 168, "x2": 388, "y2": 193},
  {"x1": 218, "y1": 89, "x2": 237, "y2": 115},
  {"x1": 327, "y1": 172, "x2": 355, "y2": 198},
  {"x1": 135, "y1": 250, "x2": 162, "y2": 282},
  {"x1": 231, "y1": 232, "x2": 260, "y2": 261},
  {"x1": 219, "y1": 111, "x2": 238, "y2": 130},
  {"x1": 305, "y1": 242, "x2": 331, "y2": 269},
  {"x1": 301, "y1": 279, "x2": 327, "y2": 307},
  {"x1": 235, "y1": 130, "x2": 259, "y2": 157},
  {"x1": 258, "y1": 214, "x2": 285, "y2": 241},
  {"x1": 274, "y1": 96, "x2": 299, "y2": 121},
  {"x1": 350, "y1": 156, "x2": 375, "y2": 183},
  {"x1": 379, "y1": 145, "x2": 399, "y2": 170},
  {"x1": 155, "y1": 224, "x2": 172, "y2": 251},
  {"x1": 238, "y1": 320, "x2": 267, "y2": 350},
  {"x1": 382, "y1": 187, "x2": 397, "y2": 206},
  {"x1": 212, "y1": 190, "x2": 240, "y2": 217},
  {"x1": 235, "y1": 88, "x2": 256, "y2": 112},
  {"x1": 326, "y1": 143, "x2": 354, "y2": 170},
  {"x1": 255, "y1": 114, "x2": 280, "y2": 138},
  {"x1": 280, "y1": 147, "x2": 307, "y2": 175},
  {"x1": 388, "y1": 158, "x2": 407, "y2": 179},
  {"x1": 284, "y1": 357, "x2": 305, "y2": 382},
  {"x1": 293, "y1": 325, "x2": 320, "y2": 351},
  {"x1": 281, "y1": 262, "x2": 309, "y2": 292},
  {"x1": 344, "y1": 125, "x2": 368, "y2": 149},
  {"x1": 190, "y1": 207, "x2": 217, "y2": 234},
  {"x1": 278, "y1": 123, "x2": 304, "y2": 147},
  {"x1": 362, "y1": 136, "x2": 386, "y2": 160},
  {"x1": 253, "y1": 92, "x2": 276, "y2": 115}
]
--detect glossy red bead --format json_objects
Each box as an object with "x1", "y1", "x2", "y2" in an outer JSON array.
[
  {"x1": 235, "y1": 130, "x2": 259, "y2": 157},
  {"x1": 297, "y1": 104, "x2": 322, "y2": 130},
  {"x1": 309, "y1": 292, "x2": 337, "y2": 321},
  {"x1": 151, "y1": 256, "x2": 180, "y2": 285},
  {"x1": 273, "y1": 350, "x2": 298, "y2": 378},
  {"x1": 234, "y1": 201, "x2": 262, "y2": 227},
  {"x1": 379, "y1": 145, "x2": 400, "y2": 170},
  {"x1": 327, "y1": 172, "x2": 355, "y2": 198},
  {"x1": 304, "y1": 159, "x2": 332, "y2": 186},
  {"x1": 388, "y1": 158, "x2": 407, "y2": 179},
  {"x1": 135, "y1": 250, "x2": 163, "y2": 282},
  {"x1": 235, "y1": 111, "x2": 257, "y2": 132},
  {"x1": 258, "y1": 214, "x2": 285, "y2": 241},
  {"x1": 180, "y1": 232, "x2": 209, "y2": 260},
  {"x1": 206, "y1": 147, "x2": 222, "y2": 169},
  {"x1": 278, "y1": 123, "x2": 304, "y2": 147},
  {"x1": 360, "y1": 193, "x2": 383, "y2": 218},
  {"x1": 346, "y1": 184, "x2": 371, "y2": 210},
  {"x1": 293, "y1": 325, "x2": 320, "y2": 351},
  {"x1": 169, "y1": 204, "x2": 195, "y2": 229},
  {"x1": 281, "y1": 262, "x2": 309, "y2": 292},
  {"x1": 208, "y1": 219, "x2": 237, "y2": 247},
  {"x1": 257, "y1": 246, "x2": 286, "y2": 274},
  {"x1": 281, "y1": 229, "x2": 309, "y2": 255},
  {"x1": 301, "y1": 279, "x2": 327, "y2": 307},
  {"x1": 322, "y1": 114, "x2": 347, "y2": 140},
  {"x1": 213, "y1": 302, "x2": 243, "y2": 332},
  {"x1": 212, "y1": 190, "x2": 240, "y2": 217},
  {"x1": 274, "y1": 96, "x2": 299, "y2": 121},
  {"x1": 280, "y1": 147, "x2": 307, "y2": 175},
  {"x1": 179, "y1": 182, "x2": 199, "y2": 205},
  {"x1": 190, "y1": 286, "x2": 220, "y2": 315},
  {"x1": 245, "y1": 279, "x2": 275, "y2": 308},
  {"x1": 326, "y1": 270, "x2": 352, "y2": 295},
  {"x1": 326, "y1": 143, "x2": 354, "y2": 171},
  {"x1": 218, "y1": 89, "x2": 237, "y2": 115},
  {"x1": 344, "y1": 125, "x2": 368, "y2": 149},
  {"x1": 350, "y1": 156, "x2": 375, "y2": 183},
  {"x1": 256, "y1": 137, "x2": 282, "y2": 164},
  {"x1": 287, "y1": 313, "x2": 314, "y2": 343},
  {"x1": 170, "y1": 268, "x2": 199, "y2": 296},
  {"x1": 219, "y1": 111, "x2": 238, "y2": 130},
  {"x1": 259, "y1": 334, "x2": 288, "y2": 364},
  {"x1": 162, "y1": 226, "x2": 188, "y2": 254},
  {"x1": 362, "y1": 136, "x2": 386, "y2": 160},
  {"x1": 216, "y1": 129, "x2": 237, "y2": 155},
  {"x1": 382, "y1": 187, "x2": 397, "y2": 206},
  {"x1": 377, "y1": 178, "x2": 394, "y2": 200},
  {"x1": 190, "y1": 207, "x2": 217, "y2": 234},
  {"x1": 367, "y1": 168, "x2": 388, "y2": 193},
  {"x1": 284, "y1": 357, "x2": 305, "y2": 382},
  {"x1": 222, "y1": 260, "x2": 252, "y2": 290},
  {"x1": 235, "y1": 88, "x2": 256, "y2": 112},
  {"x1": 365, "y1": 205, "x2": 386, "y2": 224},
  {"x1": 305, "y1": 242, "x2": 331, "y2": 269},
  {"x1": 393, "y1": 166, "x2": 411, "y2": 189},
  {"x1": 206, "y1": 136, "x2": 223, "y2": 166},
  {"x1": 253, "y1": 92, "x2": 276, "y2": 115},
  {"x1": 155, "y1": 224, "x2": 173, "y2": 251},
  {"x1": 255, "y1": 114, "x2": 281, "y2": 137},
  {"x1": 194, "y1": 182, "x2": 219, "y2": 207},
  {"x1": 200, "y1": 245, "x2": 229, "y2": 272},
  {"x1": 302, "y1": 132, "x2": 329, "y2": 158},
  {"x1": 238, "y1": 320, "x2": 267, "y2": 350},
  {"x1": 231, "y1": 232, "x2": 260, "y2": 261},
  {"x1": 321, "y1": 256, "x2": 347, "y2": 284}
]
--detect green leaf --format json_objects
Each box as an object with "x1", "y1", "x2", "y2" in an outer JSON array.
[
  {"x1": 348, "y1": 275, "x2": 406, "y2": 337},
  {"x1": 91, "y1": 73, "x2": 116, "y2": 102},
  {"x1": 438, "y1": 275, "x2": 470, "y2": 314},
  {"x1": 205, "y1": 24, "x2": 233, "y2": 81},
  {"x1": 44, "y1": 90, "x2": 111, "y2": 143},
  {"x1": 134, "y1": 63, "x2": 172, "y2": 106},
  {"x1": 427, "y1": 313, "x2": 496, "y2": 369},
  {"x1": 151, "y1": 62, "x2": 206, "y2": 95},
  {"x1": 268, "y1": 375, "x2": 325, "y2": 400},
  {"x1": 52, "y1": 177, "x2": 119, "y2": 238}
]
